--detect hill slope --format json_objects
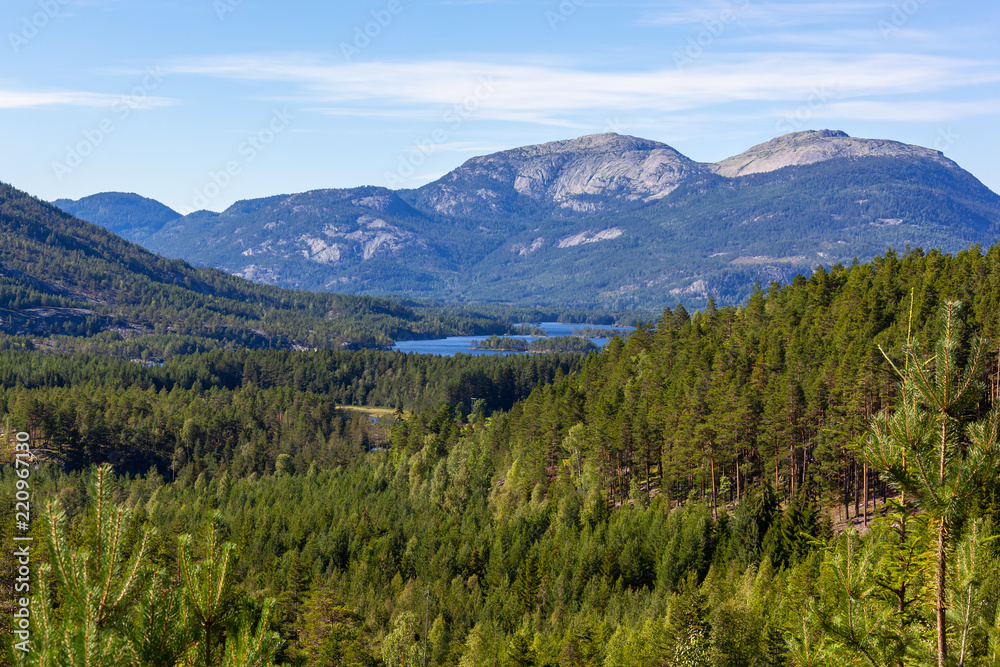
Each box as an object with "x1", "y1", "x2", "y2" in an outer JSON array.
[
  {"x1": 52, "y1": 191, "x2": 181, "y2": 242},
  {"x1": 1, "y1": 182, "x2": 512, "y2": 350},
  {"x1": 142, "y1": 186, "x2": 483, "y2": 293},
  {"x1": 55, "y1": 130, "x2": 1000, "y2": 309}
]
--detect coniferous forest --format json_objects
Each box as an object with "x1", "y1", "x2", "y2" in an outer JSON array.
[{"x1": 4, "y1": 243, "x2": 1000, "y2": 666}]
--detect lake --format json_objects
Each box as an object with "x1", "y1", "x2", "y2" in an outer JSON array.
[{"x1": 392, "y1": 321, "x2": 633, "y2": 357}]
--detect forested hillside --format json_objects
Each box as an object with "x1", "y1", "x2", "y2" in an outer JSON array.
[
  {"x1": 51, "y1": 191, "x2": 181, "y2": 242},
  {"x1": 497, "y1": 244, "x2": 1000, "y2": 518},
  {"x1": 4, "y1": 244, "x2": 1000, "y2": 666},
  {"x1": 0, "y1": 347, "x2": 583, "y2": 474},
  {"x1": 0, "y1": 182, "x2": 516, "y2": 351}
]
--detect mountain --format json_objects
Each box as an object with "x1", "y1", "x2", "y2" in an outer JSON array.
[
  {"x1": 55, "y1": 130, "x2": 1000, "y2": 309},
  {"x1": 140, "y1": 186, "x2": 482, "y2": 293},
  {"x1": 411, "y1": 132, "x2": 715, "y2": 217},
  {"x1": 0, "y1": 182, "x2": 514, "y2": 351},
  {"x1": 52, "y1": 191, "x2": 181, "y2": 243},
  {"x1": 711, "y1": 129, "x2": 954, "y2": 177}
]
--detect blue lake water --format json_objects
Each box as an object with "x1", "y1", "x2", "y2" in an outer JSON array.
[{"x1": 392, "y1": 322, "x2": 634, "y2": 357}]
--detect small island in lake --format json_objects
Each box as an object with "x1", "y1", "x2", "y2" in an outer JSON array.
[
  {"x1": 470, "y1": 334, "x2": 529, "y2": 351},
  {"x1": 470, "y1": 334, "x2": 598, "y2": 354},
  {"x1": 527, "y1": 336, "x2": 598, "y2": 353},
  {"x1": 572, "y1": 325, "x2": 631, "y2": 339}
]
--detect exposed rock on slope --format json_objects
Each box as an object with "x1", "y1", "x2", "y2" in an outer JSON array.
[
  {"x1": 122, "y1": 186, "x2": 453, "y2": 290},
  {"x1": 414, "y1": 133, "x2": 714, "y2": 216},
  {"x1": 712, "y1": 129, "x2": 955, "y2": 177}
]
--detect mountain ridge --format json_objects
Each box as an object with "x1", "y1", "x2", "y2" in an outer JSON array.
[{"x1": 52, "y1": 130, "x2": 1000, "y2": 309}]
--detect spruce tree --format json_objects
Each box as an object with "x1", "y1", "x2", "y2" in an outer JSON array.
[
  {"x1": 779, "y1": 480, "x2": 821, "y2": 565},
  {"x1": 506, "y1": 626, "x2": 536, "y2": 667}
]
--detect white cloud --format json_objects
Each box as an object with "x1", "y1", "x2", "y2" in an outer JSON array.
[
  {"x1": 727, "y1": 27, "x2": 943, "y2": 49},
  {"x1": 0, "y1": 89, "x2": 177, "y2": 109},
  {"x1": 642, "y1": 1, "x2": 882, "y2": 27},
  {"x1": 161, "y1": 52, "x2": 1000, "y2": 126}
]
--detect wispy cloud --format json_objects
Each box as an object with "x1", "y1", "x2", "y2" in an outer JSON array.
[
  {"x1": 0, "y1": 89, "x2": 177, "y2": 109},
  {"x1": 160, "y1": 52, "x2": 1000, "y2": 126},
  {"x1": 643, "y1": 1, "x2": 883, "y2": 27},
  {"x1": 727, "y1": 28, "x2": 936, "y2": 49}
]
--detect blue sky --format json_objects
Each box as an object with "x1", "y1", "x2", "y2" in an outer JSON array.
[{"x1": 2, "y1": 0, "x2": 998, "y2": 214}]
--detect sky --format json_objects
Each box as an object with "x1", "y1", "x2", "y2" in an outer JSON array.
[{"x1": 1, "y1": 0, "x2": 998, "y2": 214}]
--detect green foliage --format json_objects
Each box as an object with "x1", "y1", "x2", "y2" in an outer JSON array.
[
  {"x1": 472, "y1": 335, "x2": 529, "y2": 352},
  {"x1": 773, "y1": 482, "x2": 824, "y2": 567},
  {"x1": 27, "y1": 465, "x2": 154, "y2": 666},
  {"x1": 506, "y1": 626, "x2": 536, "y2": 667},
  {"x1": 865, "y1": 301, "x2": 1000, "y2": 666},
  {"x1": 527, "y1": 336, "x2": 598, "y2": 354},
  {"x1": 18, "y1": 465, "x2": 281, "y2": 667},
  {"x1": 7, "y1": 244, "x2": 1000, "y2": 665},
  {"x1": 178, "y1": 515, "x2": 240, "y2": 667},
  {"x1": 293, "y1": 590, "x2": 377, "y2": 667},
  {"x1": 0, "y1": 345, "x2": 582, "y2": 475},
  {"x1": 380, "y1": 611, "x2": 422, "y2": 667}
]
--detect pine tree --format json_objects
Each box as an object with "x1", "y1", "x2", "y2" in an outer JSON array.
[
  {"x1": 23, "y1": 465, "x2": 282, "y2": 667},
  {"x1": 177, "y1": 514, "x2": 238, "y2": 667},
  {"x1": 26, "y1": 464, "x2": 154, "y2": 666},
  {"x1": 865, "y1": 301, "x2": 1000, "y2": 667},
  {"x1": 810, "y1": 527, "x2": 928, "y2": 667}
]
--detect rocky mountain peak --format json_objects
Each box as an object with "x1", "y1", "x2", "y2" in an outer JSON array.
[
  {"x1": 500, "y1": 132, "x2": 675, "y2": 156},
  {"x1": 712, "y1": 129, "x2": 954, "y2": 178},
  {"x1": 416, "y1": 133, "x2": 712, "y2": 216}
]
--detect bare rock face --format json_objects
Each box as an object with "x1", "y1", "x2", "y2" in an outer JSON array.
[
  {"x1": 229, "y1": 189, "x2": 426, "y2": 269},
  {"x1": 712, "y1": 130, "x2": 955, "y2": 178},
  {"x1": 416, "y1": 133, "x2": 713, "y2": 216}
]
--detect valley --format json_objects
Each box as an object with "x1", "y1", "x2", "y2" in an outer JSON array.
[{"x1": 4, "y1": 130, "x2": 1000, "y2": 667}]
